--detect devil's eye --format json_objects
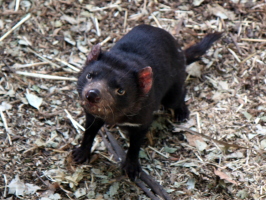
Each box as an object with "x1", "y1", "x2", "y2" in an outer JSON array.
[
  {"x1": 86, "y1": 73, "x2": 92, "y2": 80},
  {"x1": 116, "y1": 88, "x2": 126, "y2": 95}
]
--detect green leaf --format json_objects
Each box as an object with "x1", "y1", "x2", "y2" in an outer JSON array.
[
  {"x1": 139, "y1": 149, "x2": 148, "y2": 159},
  {"x1": 236, "y1": 190, "x2": 248, "y2": 199},
  {"x1": 109, "y1": 182, "x2": 119, "y2": 197},
  {"x1": 242, "y1": 111, "x2": 252, "y2": 120},
  {"x1": 164, "y1": 146, "x2": 178, "y2": 153}
]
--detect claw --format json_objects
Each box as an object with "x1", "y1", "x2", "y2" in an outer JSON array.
[
  {"x1": 72, "y1": 147, "x2": 90, "y2": 164},
  {"x1": 122, "y1": 159, "x2": 141, "y2": 182}
]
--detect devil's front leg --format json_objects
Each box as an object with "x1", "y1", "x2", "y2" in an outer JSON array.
[
  {"x1": 121, "y1": 125, "x2": 150, "y2": 181},
  {"x1": 72, "y1": 112, "x2": 104, "y2": 163}
]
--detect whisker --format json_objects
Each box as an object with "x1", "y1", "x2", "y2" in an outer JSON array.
[{"x1": 107, "y1": 104, "x2": 115, "y2": 122}]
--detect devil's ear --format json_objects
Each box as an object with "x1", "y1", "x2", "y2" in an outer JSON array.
[
  {"x1": 85, "y1": 44, "x2": 101, "y2": 65},
  {"x1": 138, "y1": 66, "x2": 153, "y2": 95}
]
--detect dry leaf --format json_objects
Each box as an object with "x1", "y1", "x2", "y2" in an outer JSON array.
[
  {"x1": 74, "y1": 188, "x2": 86, "y2": 198},
  {"x1": 212, "y1": 92, "x2": 222, "y2": 101},
  {"x1": 0, "y1": 102, "x2": 12, "y2": 111},
  {"x1": 218, "y1": 81, "x2": 229, "y2": 90},
  {"x1": 193, "y1": 0, "x2": 204, "y2": 6},
  {"x1": 186, "y1": 62, "x2": 203, "y2": 78},
  {"x1": 186, "y1": 134, "x2": 208, "y2": 151},
  {"x1": 8, "y1": 175, "x2": 41, "y2": 196},
  {"x1": 256, "y1": 124, "x2": 266, "y2": 135},
  {"x1": 207, "y1": 4, "x2": 235, "y2": 20},
  {"x1": 8, "y1": 175, "x2": 25, "y2": 196},
  {"x1": 187, "y1": 178, "x2": 196, "y2": 190},
  {"x1": 60, "y1": 15, "x2": 78, "y2": 24},
  {"x1": 214, "y1": 169, "x2": 237, "y2": 185},
  {"x1": 25, "y1": 91, "x2": 43, "y2": 110},
  {"x1": 260, "y1": 139, "x2": 266, "y2": 149}
]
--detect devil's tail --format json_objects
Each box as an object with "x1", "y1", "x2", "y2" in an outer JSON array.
[{"x1": 184, "y1": 32, "x2": 222, "y2": 65}]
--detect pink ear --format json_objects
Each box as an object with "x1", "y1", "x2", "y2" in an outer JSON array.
[
  {"x1": 86, "y1": 44, "x2": 101, "y2": 65},
  {"x1": 138, "y1": 66, "x2": 153, "y2": 95}
]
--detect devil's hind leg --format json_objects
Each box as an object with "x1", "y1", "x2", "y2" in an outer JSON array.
[{"x1": 162, "y1": 83, "x2": 189, "y2": 122}]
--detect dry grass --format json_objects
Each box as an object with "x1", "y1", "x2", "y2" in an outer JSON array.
[{"x1": 0, "y1": 0, "x2": 266, "y2": 199}]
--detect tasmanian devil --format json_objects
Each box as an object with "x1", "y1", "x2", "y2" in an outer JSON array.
[{"x1": 73, "y1": 24, "x2": 222, "y2": 181}]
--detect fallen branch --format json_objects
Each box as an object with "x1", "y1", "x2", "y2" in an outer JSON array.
[{"x1": 103, "y1": 128, "x2": 172, "y2": 200}]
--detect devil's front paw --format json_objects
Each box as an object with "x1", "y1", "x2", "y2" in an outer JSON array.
[
  {"x1": 122, "y1": 159, "x2": 141, "y2": 182},
  {"x1": 72, "y1": 147, "x2": 90, "y2": 164},
  {"x1": 175, "y1": 104, "x2": 190, "y2": 122}
]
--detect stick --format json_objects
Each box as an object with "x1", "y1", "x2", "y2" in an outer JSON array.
[
  {"x1": 15, "y1": 71, "x2": 77, "y2": 81},
  {"x1": 0, "y1": 13, "x2": 31, "y2": 42},
  {"x1": 100, "y1": 36, "x2": 112, "y2": 46},
  {"x1": 3, "y1": 174, "x2": 7, "y2": 197},
  {"x1": 140, "y1": 171, "x2": 172, "y2": 200},
  {"x1": 11, "y1": 62, "x2": 49, "y2": 69},
  {"x1": 0, "y1": 109, "x2": 12, "y2": 145},
  {"x1": 241, "y1": 38, "x2": 266, "y2": 42},
  {"x1": 64, "y1": 109, "x2": 85, "y2": 134},
  {"x1": 99, "y1": 130, "x2": 119, "y2": 162},
  {"x1": 105, "y1": 129, "x2": 126, "y2": 161},
  {"x1": 27, "y1": 48, "x2": 62, "y2": 69},
  {"x1": 135, "y1": 180, "x2": 161, "y2": 200},
  {"x1": 54, "y1": 58, "x2": 81, "y2": 72},
  {"x1": 15, "y1": 0, "x2": 20, "y2": 11},
  {"x1": 104, "y1": 129, "x2": 172, "y2": 200}
]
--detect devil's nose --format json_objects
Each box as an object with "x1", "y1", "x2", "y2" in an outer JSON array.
[{"x1": 86, "y1": 89, "x2": 101, "y2": 103}]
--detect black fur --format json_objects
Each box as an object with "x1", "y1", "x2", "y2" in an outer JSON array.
[{"x1": 73, "y1": 24, "x2": 222, "y2": 181}]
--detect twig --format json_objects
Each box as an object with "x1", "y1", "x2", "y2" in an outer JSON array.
[
  {"x1": 173, "y1": 124, "x2": 247, "y2": 149},
  {"x1": 64, "y1": 109, "x2": 85, "y2": 134},
  {"x1": 151, "y1": 13, "x2": 162, "y2": 28},
  {"x1": 0, "y1": 13, "x2": 31, "y2": 42},
  {"x1": 240, "y1": 52, "x2": 257, "y2": 64},
  {"x1": 54, "y1": 58, "x2": 81, "y2": 72},
  {"x1": 148, "y1": 146, "x2": 168, "y2": 158},
  {"x1": 0, "y1": 109, "x2": 12, "y2": 145},
  {"x1": 91, "y1": 137, "x2": 100, "y2": 153},
  {"x1": 3, "y1": 174, "x2": 7, "y2": 197},
  {"x1": 229, "y1": 33, "x2": 242, "y2": 55},
  {"x1": 0, "y1": 109, "x2": 8, "y2": 132},
  {"x1": 85, "y1": 4, "x2": 121, "y2": 12},
  {"x1": 91, "y1": 16, "x2": 101, "y2": 36},
  {"x1": 97, "y1": 152, "x2": 117, "y2": 163},
  {"x1": 15, "y1": 71, "x2": 77, "y2": 81},
  {"x1": 123, "y1": 10, "x2": 128, "y2": 30},
  {"x1": 241, "y1": 38, "x2": 266, "y2": 42},
  {"x1": 11, "y1": 62, "x2": 49, "y2": 69},
  {"x1": 99, "y1": 130, "x2": 119, "y2": 161},
  {"x1": 27, "y1": 48, "x2": 62, "y2": 69},
  {"x1": 100, "y1": 36, "x2": 112, "y2": 46},
  {"x1": 15, "y1": 0, "x2": 20, "y2": 11},
  {"x1": 228, "y1": 48, "x2": 241, "y2": 63}
]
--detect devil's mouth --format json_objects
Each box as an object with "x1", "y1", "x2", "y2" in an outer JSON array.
[
  {"x1": 82, "y1": 100, "x2": 99, "y2": 109},
  {"x1": 81, "y1": 100, "x2": 106, "y2": 114}
]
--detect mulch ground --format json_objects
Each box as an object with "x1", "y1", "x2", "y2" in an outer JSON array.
[{"x1": 1, "y1": 0, "x2": 266, "y2": 199}]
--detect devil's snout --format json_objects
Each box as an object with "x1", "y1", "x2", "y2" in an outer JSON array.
[{"x1": 86, "y1": 89, "x2": 101, "y2": 103}]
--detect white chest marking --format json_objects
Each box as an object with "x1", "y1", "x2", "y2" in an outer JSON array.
[{"x1": 117, "y1": 122, "x2": 142, "y2": 127}]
